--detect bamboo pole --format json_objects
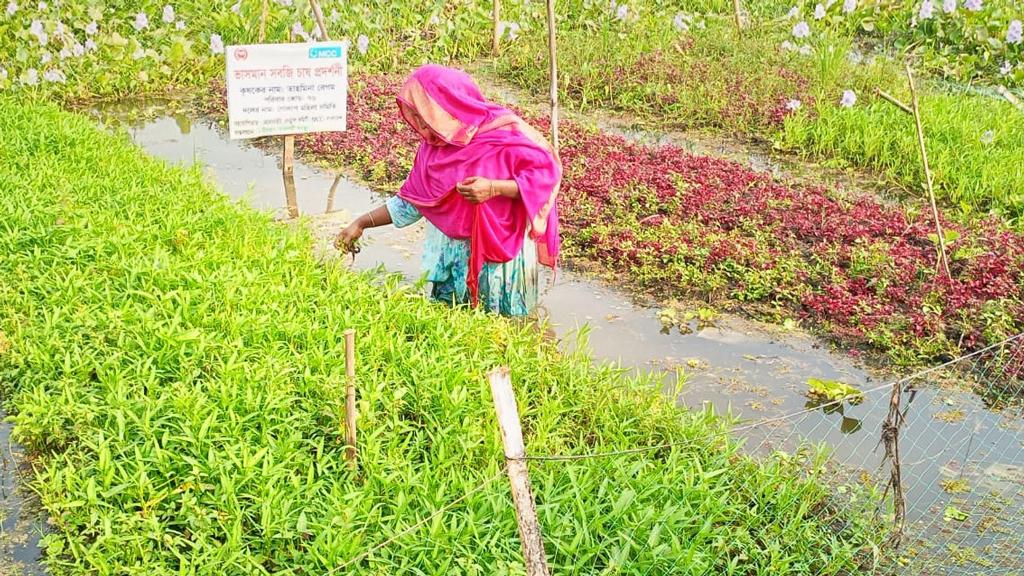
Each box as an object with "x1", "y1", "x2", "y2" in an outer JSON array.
[
  {"x1": 905, "y1": 64, "x2": 950, "y2": 278},
  {"x1": 344, "y1": 329, "x2": 357, "y2": 468},
  {"x1": 732, "y1": 0, "x2": 743, "y2": 31},
  {"x1": 488, "y1": 368, "x2": 550, "y2": 576},
  {"x1": 493, "y1": 0, "x2": 502, "y2": 55},
  {"x1": 258, "y1": 0, "x2": 269, "y2": 42},
  {"x1": 308, "y1": 0, "x2": 329, "y2": 40},
  {"x1": 874, "y1": 88, "x2": 912, "y2": 115},
  {"x1": 545, "y1": 0, "x2": 560, "y2": 153},
  {"x1": 282, "y1": 30, "x2": 298, "y2": 219}
]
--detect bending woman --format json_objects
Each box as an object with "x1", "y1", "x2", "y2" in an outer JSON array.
[{"x1": 335, "y1": 65, "x2": 562, "y2": 317}]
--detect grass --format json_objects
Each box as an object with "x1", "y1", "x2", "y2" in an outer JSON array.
[{"x1": 0, "y1": 98, "x2": 884, "y2": 573}]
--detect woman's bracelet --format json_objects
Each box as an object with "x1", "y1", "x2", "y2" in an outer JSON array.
[{"x1": 367, "y1": 211, "x2": 377, "y2": 227}]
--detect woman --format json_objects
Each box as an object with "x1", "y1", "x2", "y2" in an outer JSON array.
[{"x1": 334, "y1": 65, "x2": 562, "y2": 317}]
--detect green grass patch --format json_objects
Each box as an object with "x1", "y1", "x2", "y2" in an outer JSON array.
[{"x1": 0, "y1": 99, "x2": 882, "y2": 573}]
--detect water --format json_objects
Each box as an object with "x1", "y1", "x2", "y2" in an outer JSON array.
[
  {"x1": 5, "y1": 101, "x2": 1015, "y2": 573},
  {"x1": 0, "y1": 412, "x2": 47, "y2": 576}
]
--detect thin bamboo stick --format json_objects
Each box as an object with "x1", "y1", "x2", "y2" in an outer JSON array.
[
  {"x1": 875, "y1": 88, "x2": 913, "y2": 115},
  {"x1": 308, "y1": 0, "x2": 329, "y2": 40},
  {"x1": 545, "y1": 0, "x2": 559, "y2": 153},
  {"x1": 493, "y1": 0, "x2": 502, "y2": 55},
  {"x1": 258, "y1": 0, "x2": 269, "y2": 43},
  {"x1": 732, "y1": 0, "x2": 743, "y2": 31},
  {"x1": 905, "y1": 64, "x2": 950, "y2": 278},
  {"x1": 344, "y1": 329, "x2": 357, "y2": 468}
]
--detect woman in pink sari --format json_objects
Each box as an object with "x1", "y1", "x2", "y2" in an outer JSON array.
[{"x1": 335, "y1": 65, "x2": 561, "y2": 317}]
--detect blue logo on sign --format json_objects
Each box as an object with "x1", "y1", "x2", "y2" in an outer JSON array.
[{"x1": 309, "y1": 46, "x2": 343, "y2": 59}]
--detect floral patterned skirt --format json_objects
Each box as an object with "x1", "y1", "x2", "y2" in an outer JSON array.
[{"x1": 386, "y1": 196, "x2": 538, "y2": 317}]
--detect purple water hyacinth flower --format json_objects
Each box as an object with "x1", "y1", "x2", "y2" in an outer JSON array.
[
  {"x1": 210, "y1": 33, "x2": 224, "y2": 54},
  {"x1": 786, "y1": 98, "x2": 802, "y2": 111},
  {"x1": 162, "y1": 5, "x2": 175, "y2": 23},
  {"x1": 58, "y1": 46, "x2": 70, "y2": 59},
  {"x1": 72, "y1": 42, "x2": 84, "y2": 57},
  {"x1": 1000, "y1": 61, "x2": 1013, "y2": 75},
  {"x1": 29, "y1": 19, "x2": 42, "y2": 35},
  {"x1": 843, "y1": 0, "x2": 856, "y2": 13},
  {"x1": 1007, "y1": 20, "x2": 1022, "y2": 45},
  {"x1": 231, "y1": 2, "x2": 241, "y2": 14},
  {"x1": 43, "y1": 69, "x2": 65, "y2": 83},
  {"x1": 673, "y1": 13, "x2": 690, "y2": 32},
  {"x1": 787, "y1": 6, "x2": 799, "y2": 18},
  {"x1": 40, "y1": 51, "x2": 51, "y2": 64},
  {"x1": 5, "y1": 1, "x2": 16, "y2": 16},
  {"x1": 840, "y1": 90, "x2": 857, "y2": 107},
  {"x1": 134, "y1": 11, "x2": 149, "y2": 31},
  {"x1": 615, "y1": 4, "x2": 628, "y2": 21},
  {"x1": 176, "y1": 19, "x2": 184, "y2": 30},
  {"x1": 963, "y1": 0, "x2": 981, "y2": 11},
  {"x1": 36, "y1": 32, "x2": 47, "y2": 46},
  {"x1": 919, "y1": 0, "x2": 934, "y2": 20},
  {"x1": 85, "y1": 20, "x2": 97, "y2": 35},
  {"x1": 85, "y1": 38, "x2": 97, "y2": 51},
  {"x1": 0, "y1": 67, "x2": 7, "y2": 81},
  {"x1": 793, "y1": 20, "x2": 810, "y2": 38},
  {"x1": 356, "y1": 34, "x2": 369, "y2": 55},
  {"x1": 24, "y1": 68, "x2": 38, "y2": 85},
  {"x1": 942, "y1": 0, "x2": 956, "y2": 13},
  {"x1": 814, "y1": 4, "x2": 826, "y2": 19},
  {"x1": 36, "y1": 1, "x2": 44, "y2": 9}
]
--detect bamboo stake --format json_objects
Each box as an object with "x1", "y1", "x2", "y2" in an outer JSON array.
[
  {"x1": 874, "y1": 88, "x2": 913, "y2": 115},
  {"x1": 996, "y1": 85, "x2": 1024, "y2": 114},
  {"x1": 344, "y1": 329, "x2": 357, "y2": 467},
  {"x1": 905, "y1": 64, "x2": 950, "y2": 278},
  {"x1": 283, "y1": 133, "x2": 298, "y2": 219},
  {"x1": 488, "y1": 368, "x2": 550, "y2": 576},
  {"x1": 493, "y1": 0, "x2": 502, "y2": 55},
  {"x1": 881, "y1": 382, "x2": 906, "y2": 546},
  {"x1": 732, "y1": 0, "x2": 743, "y2": 31},
  {"x1": 326, "y1": 173, "x2": 342, "y2": 213},
  {"x1": 258, "y1": 0, "x2": 269, "y2": 43},
  {"x1": 308, "y1": 0, "x2": 329, "y2": 40},
  {"x1": 545, "y1": 0, "x2": 560, "y2": 153}
]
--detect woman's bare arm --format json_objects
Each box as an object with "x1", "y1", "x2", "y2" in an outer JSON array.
[{"x1": 333, "y1": 205, "x2": 393, "y2": 252}]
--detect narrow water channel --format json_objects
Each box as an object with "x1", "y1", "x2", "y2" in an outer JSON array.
[{"x1": 3, "y1": 101, "x2": 1018, "y2": 574}]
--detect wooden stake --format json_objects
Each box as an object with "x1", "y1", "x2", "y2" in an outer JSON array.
[
  {"x1": 545, "y1": 0, "x2": 560, "y2": 153},
  {"x1": 258, "y1": 0, "x2": 269, "y2": 43},
  {"x1": 283, "y1": 133, "x2": 298, "y2": 219},
  {"x1": 493, "y1": 0, "x2": 502, "y2": 55},
  {"x1": 905, "y1": 64, "x2": 950, "y2": 278},
  {"x1": 874, "y1": 88, "x2": 913, "y2": 116},
  {"x1": 881, "y1": 381, "x2": 906, "y2": 547},
  {"x1": 996, "y1": 85, "x2": 1024, "y2": 114},
  {"x1": 326, "y1": 173, "x2": 342, "y2": 213},
  {"x1": 487, "y1": 368, "x2": 550, "y2": 576},
  {"x1": 308, "y1": 0, "x2": 329, "y2": 40},
  {"x1": 344, "y1": 329, "x2": 357, "y2": 467},
  {"x1": 732, "y1": 0, "x2": 743, "y2": 31}
]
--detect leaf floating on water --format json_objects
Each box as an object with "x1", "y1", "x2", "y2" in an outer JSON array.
[
  {"x1": 807, "y1": 378, "x2": 864, "y2": 404},
  {"x1": 939, "y1": 478, "x2": 971, "y2": 494},
  {"x1": 943, "y1": 505, "x2": 969, "y2": 522}
]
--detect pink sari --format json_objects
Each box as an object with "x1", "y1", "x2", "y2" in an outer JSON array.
[{"x1": 396, "y1": 65, "x2": 561, "y2": 306}]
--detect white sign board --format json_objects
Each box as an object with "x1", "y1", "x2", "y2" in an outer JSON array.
[{"x1": 225, "y1": 42, "x2": 347, "y2": 140}]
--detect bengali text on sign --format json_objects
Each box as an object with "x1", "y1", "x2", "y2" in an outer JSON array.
[{"x1": 225, "y1": 42, "x2": 347, "y2": 139}]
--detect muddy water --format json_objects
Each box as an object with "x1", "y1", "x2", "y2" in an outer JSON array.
[
  {"x1": 60, "y1": 104, "x2": 1024, "y2": 573},
  {"x1": 0, "y1": 412, "x2": 46, "y2": 576}
]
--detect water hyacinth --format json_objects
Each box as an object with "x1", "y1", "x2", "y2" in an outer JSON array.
[
  {"x1": 919, "y1": 0, "x2": 934, "y2": 20},
  {"x1": 162, "y1": 5, "x2": 174, "y2": 24},
  {"x1": 231, "y1": 2, "x2": 241, "y2": 14},
  {"x1": 84, "y1": 38, "x2": 96, "y2": 51},
  {"x1": 942, "y1": 0, "x2": 956, "y2": 13},
  {"x1": 980, "y1": 129, "x2": 995, "y2": 144},
  {"x1": 175, "y1": 19, "x2": 184, "y2": 30},
  {"x1": 36, "y1": 0, "x2": 43, "y2": 9},
  {"x1": 498, "y1": 21, "x2": 521, "y2": 40},
  {"x1": 133, "y1": 11, "x2": 148, "y2": 31},
  {"x1": 132, "y1": 47, "x2": 145, "y2": 60},
  {"x1": 798, "y1": 44, "x2": 813, "y2": 55},
  {"x1": 54, "y1": 21, "x2": 63, "y2": 35},
  {"x1": 40, "y1": 51, "x2": 51, "y2": 64},
  {"x1": 1008, "y1": 20, "x2": 1022, "y2": 45},
  {"x1": 843, "y1": 0, "x2": 856, "y2": 13},
  {"x1": 673, "y1": 12, "x2": 690, "y2": 32},
  {"x1": 840, "y1": 89, "x2": 857, "y2": 107},
  {"x1": 793, "y1": 20, "x2": 810, "y2": 38},
  {"x1": 963, "y1": 0, "x2": 981, "y2": 11},
  {"x1": 209, "y1": 33, "x2": 224, "y2": 54},
  {"x1": 58, "y1": 46, "x2": 69, "y2": 59},
  {"x1": 23, "y1": 68, "x2": 38, "y2": 85},
  {"x1": 85, "y1": 20, "x2": 97, "y2": 35},
  {"x1": 356, "y1": 34, "x2": 369, "y2": 55},
  {"x1": 781, "y1": 39, "x2": 796, "y2": 51},
  {"x1": 291, "y1": 21, "x2": 309, "y2": 41},
  {"x1": 787, "y1": 5, "x2": 800, "y2": 18},
  {"x1": 43, "y1": 69, "x2": 65, "y2": 83},
  {"x1": 814, "y1": 3, "x2": 826, "y2": 19},
  {"x1": 72, "y1": 42, "x2": 84, "y2": 57},
  {"x1": 786, "y1": 98, "x2": 802, "y2": 110},
  {"x1": 615, "y1": 4, "x2": 628, "y2": 21},
  {"x1": 1000, "y1": 61, "x2": 1013, "y2": 75},
  {"x1": 0, "y1": 67, "x2": 7, "y2": 80},
  {"x1": 5, "y1": 1, "x2": 16, "y2": 16}
]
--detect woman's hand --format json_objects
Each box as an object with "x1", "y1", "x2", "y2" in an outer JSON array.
[
  {"x1": 456, "y1": 177, "x2": 497, "y2": 204},
  {"x1": 334, "y1": 221, "x2": 364, "y2": 253}
]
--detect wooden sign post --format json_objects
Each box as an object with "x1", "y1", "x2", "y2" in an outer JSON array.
[
  {"x1": 487, "y1": 368, "x2": 550, "y2": 576},
  {"x1": 493, "y1": 0, "x2": 502, "y2": 55}
]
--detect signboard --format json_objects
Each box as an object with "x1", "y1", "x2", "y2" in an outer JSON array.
[{"x1": 225, "y1": 41, "x2": 347, "y2": 139}]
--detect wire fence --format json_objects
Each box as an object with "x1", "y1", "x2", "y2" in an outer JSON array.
[{"x1": 333, "y1": 333, "x2": 1024, "y2": 575}]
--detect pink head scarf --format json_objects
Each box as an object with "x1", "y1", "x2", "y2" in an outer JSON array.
[{"x1": 396, "y1": 65, "x2": 561, "y2": 305}]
